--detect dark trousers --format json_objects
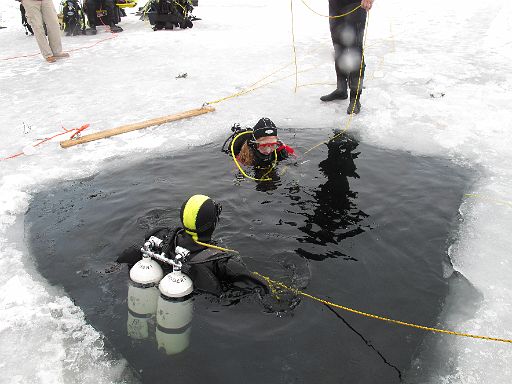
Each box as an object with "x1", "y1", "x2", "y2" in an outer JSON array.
[
  {"x1": 85, "y1": 0, "x2": 116, "y2": 26},
  {"x1": 328, "y1": 2, "x2": 367, "y2": 94}
]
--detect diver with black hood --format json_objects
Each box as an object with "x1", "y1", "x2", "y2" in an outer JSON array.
[
  {"x1": 223, "y1": 118, "x2": 295, "y2": 168},
  {"x1": 119, "y1": 194, "x2": 270, "y2": 296}
]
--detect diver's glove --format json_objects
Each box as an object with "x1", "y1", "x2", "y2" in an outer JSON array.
[{"x1": 277, "y1": 142, "x2": 296, "y2": 158}]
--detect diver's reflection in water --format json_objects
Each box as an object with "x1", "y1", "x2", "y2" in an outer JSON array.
[
  {"x1": 234, "y1": 165, "x2": 282, "y2": 192},
  {"x1": 155, "y1": 294, "x2": 193, "y2": 354},
  {"x1": 127, "y1": 284, "x2": 159, "y2": 340},
  {"x1": 254, "y1": 166, "x2": 281, "y2": 192},
  {"x1": 292, "y1": 134, "x2": 369, "y2": 261},
  {"x1": 127, "y1": 282, "x2": 193, "y2": 355}
]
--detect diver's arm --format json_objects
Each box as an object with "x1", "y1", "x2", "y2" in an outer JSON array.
[
  {"x1": 219, "y1": 256, "x2": 270, "y2": 293},
  {"x1": 117, "y1": 227, "x2": 171, "y2": 265},
  {"x1": 117, "y1": 243, "x2": 142, "y2": 265},
  {"x1": 276, "y1": 143, "x2": 296, "y2": 161}
]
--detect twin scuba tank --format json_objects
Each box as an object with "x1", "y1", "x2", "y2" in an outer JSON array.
[{"x1": 128, "y1": 236, "x2": 194, "y2": 354}]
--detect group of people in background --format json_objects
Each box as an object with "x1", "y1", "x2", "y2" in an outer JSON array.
[
  {"x1": 17, "y1": 0, "x2": 374, "y2": 115},
  {"x1": 17, "y1": 0, "x2": 122, "y2": 62}
]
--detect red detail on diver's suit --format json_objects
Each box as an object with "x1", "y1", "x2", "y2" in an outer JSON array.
[{"x1": 277, "y1": 143, "x2": 296, "y2": 156}]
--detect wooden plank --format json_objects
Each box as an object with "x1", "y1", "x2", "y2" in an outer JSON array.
[{"x1": 60, "y1": 106, "x2": 215, "y2": 148}]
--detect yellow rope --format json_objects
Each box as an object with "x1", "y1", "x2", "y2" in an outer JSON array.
[
  {"x1": 204, "y1": 0, "x2": 362, "y2": 107},
  {"x1": 290, "y1": 0, "x2": 299, "y2": 92},
  {"x1": 230, "y1": 131, "x2": 278, "y2": 182},
  {"x1": 205, "y1": 62, "x2": 321, "y2": 107},
  {"x1": 205, "y1": 62, "x2": 294, "y2": 106},
  {"x1": 299, "y1": 0, "x2": 361, "y2": 19},
  {"x1": 193, "y1": 239, "x2": 239, "y2": 254},
  {"x1": 252, "y1": 272, "x2": 512, "y2": 344},
  {"x1": 205, "y1": 0, "x2": 362, "y2": 106}
]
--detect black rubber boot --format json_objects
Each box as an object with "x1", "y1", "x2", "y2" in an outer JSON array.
[
  {"x1": 85, "y1": 25, "x2": 97, "y2": 35},
  {"x1": 347, "y1": 90, "x2": 361, "y2": 115},
  {"x1": 109, "y1": 23, "x2": 123, "y2": 33},
  {"x1": 320, "y1": 89, "x2": 348, "y2": 102}
]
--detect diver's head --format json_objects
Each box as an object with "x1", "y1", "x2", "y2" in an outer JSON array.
[
  {"x1": 180, "y1": 195, "x2": 222, "y2": 242},
  {"x1": 251, "y1": 118, "x2": 280, "y2": 156}
]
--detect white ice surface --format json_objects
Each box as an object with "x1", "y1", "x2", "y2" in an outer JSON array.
[{"x1": 0, "y1": 0, "x2": 511, "y2": 383}]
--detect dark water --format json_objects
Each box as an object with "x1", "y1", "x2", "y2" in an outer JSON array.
[{"x1": 25, "y1": 130, "x2": 473, "y2": 384}]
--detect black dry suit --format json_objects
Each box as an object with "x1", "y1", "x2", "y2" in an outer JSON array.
[
  {"x1": 120, "y1": 226, "x2": 270, "y2": 296},
  {"x1": 328, "y1": 0, "x2": 367, "y2": 96}
]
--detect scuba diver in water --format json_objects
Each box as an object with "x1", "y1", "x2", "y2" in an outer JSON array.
[
  {"x1": 119, "y1": 194, "x2": 270, "y2": 296},
  {"x1": 222, "y1": 118, "x2": 296, "y2": 168}
]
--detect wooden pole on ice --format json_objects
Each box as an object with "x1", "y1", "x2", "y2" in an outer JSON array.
[{"x1": 60, "y1": 106, "x2": 215, "y2": 148}]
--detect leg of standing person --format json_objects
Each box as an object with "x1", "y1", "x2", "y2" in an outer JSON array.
[
  {"x1": 40, "y1": 0, "x2": 68, "y2": 58},
  {"x1": 345, "y1": 6, "x2": 367, "y2": 114},
  {"x1": 321, "y1": 2, "x2": 368, "y2": 115},
  {"x1": 85, "y1": 0, "x2": 98, "y2": 33},
  {"x1": 22, "y1": 0, "x2": 54, "y2": 61},
  {"x1": 104, "y1": 0, "x2": 123, "y2": 32},
  {"x1": 320, "y1": 2, "x2": 350, "y2": 102}
]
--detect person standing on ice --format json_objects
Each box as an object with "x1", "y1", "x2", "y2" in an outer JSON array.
[
  {"x1": 84, "y1": 0, "x2": 123, "y2": 33},
  {"x1": 18, "y1": 0, "x2": 69, "y2": 63},
  {"x1": 320, "y1": 0, "x2": 374, "y2": 114}
]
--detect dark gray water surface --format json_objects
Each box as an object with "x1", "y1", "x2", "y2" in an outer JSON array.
[{"x1": 25, "y1": 130, "x2": 473, "y2": 384}]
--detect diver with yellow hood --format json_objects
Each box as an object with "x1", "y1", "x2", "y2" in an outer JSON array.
[{"x1": 118, "y1": 194, "x2": 270, "y2": 296}]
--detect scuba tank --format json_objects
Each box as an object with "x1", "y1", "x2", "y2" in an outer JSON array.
[
  {"x1": 129, "y1": 236, "x2": 194, "y2": 296},
  {"x1": 221, "y1": 123, "x2": 252, "y2": 155},
  {"x1": 128, "y1": 237, "x2": 165, "y2": 340},
  {"x1": 129, "y1": 237, "x2": 165, "y2": 285},
  {"x1": 158, "y1": 246, "x2": 194, "y2": 298},
  {"x1": 156, "y1": 253, "x2": 194, "y2": 355},
  {"x1": 129, "y1": 237, "x2": 194, "y2": 354}
]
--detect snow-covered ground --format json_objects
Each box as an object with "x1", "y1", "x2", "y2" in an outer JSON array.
[{"x1": 1, "y1": 0, "x2": 511, "y2": 382}]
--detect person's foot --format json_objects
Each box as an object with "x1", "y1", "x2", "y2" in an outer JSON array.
[
  {"x1": 45, "y1": 56, "x2": 57, "y2": 63},
  {"x1": 85, "y1": 26, "x2": 97, "y2": 35},
  {"x1": 347, "y1": 97, "x2": 361, "y2": 114},
  {"x1": 54, "y1": 52, "x2": 70, "y2": 59},
  {"x1": 320, "y1": 89, "x2": 348, "y2": 102},
  {"x1": 109, "y1": 24, "x2": 123, "y2": 33}
]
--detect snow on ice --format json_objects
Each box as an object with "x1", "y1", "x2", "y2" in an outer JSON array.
[{"x1": 1, "y1": 0, "x2": 511, "y2": 382}]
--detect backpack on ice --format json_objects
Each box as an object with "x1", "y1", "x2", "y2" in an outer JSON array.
[
  {"x1": 141, "y1": 0, "x2": 196, "y2": 31},
  {"x1": 61, "y1": 0, "x2": 86, "y2": 36}
]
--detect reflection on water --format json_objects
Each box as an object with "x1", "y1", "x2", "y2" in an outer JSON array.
[
  {"x1": 127, "y1": 283, "x2": 194, "y2": 356},
  {"x1": 285, "y1": 134, "x2": 369, "y2": 261}
]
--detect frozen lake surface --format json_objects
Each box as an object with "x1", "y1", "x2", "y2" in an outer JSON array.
[{"x1": 1, "y1": 0, "x2": 511, "y2": 383}]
